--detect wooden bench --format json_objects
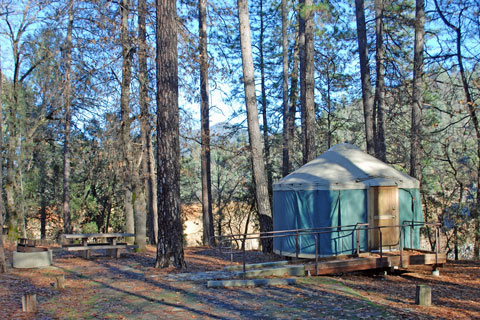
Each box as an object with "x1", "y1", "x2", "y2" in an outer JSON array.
[{"x1": 61, "y1": 233, "x2": 136, "y2": 258}]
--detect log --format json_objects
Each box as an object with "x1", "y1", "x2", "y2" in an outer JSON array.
[
  {"x1": 54, "y1": 275, "x2": 65, "y2": 289},
  {"x1": 415, "y1": 285, "x2": 432, "y2": 306},
  {"x1": 22, "y1": 293, "x2": 37, "y2": 312}
]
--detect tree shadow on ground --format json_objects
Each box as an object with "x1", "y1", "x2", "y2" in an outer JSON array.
[{"x1": 56, "y1": 257, "x2": 433, "y2": 319}]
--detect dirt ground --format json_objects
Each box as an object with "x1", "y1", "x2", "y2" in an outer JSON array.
[{"x1": 0, "y1": 242, "x2": 479, "y2": 319}]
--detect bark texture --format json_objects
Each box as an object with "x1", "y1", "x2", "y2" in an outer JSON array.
[
  {"x1": 39, "y1": 153, "x2": 47, "y2": 239},
  {"x1": 354, "y1": 0, "x2": 375, "y2": 156},
  {"x1": 374, "y1": 0, "x2": 386, "y2": 161},
  {"x1": 237, "y1": 0, "x2": 273, "y2": 252},
  {"x1": 148, "y1": 138, "x2": 158, "y2": 242},
  {"x1": 288, "y1": 26, "x2": 300, "y2": 169},
  {"x1": 62, "y1": 0, "x2": 74, "y2": 234},
  {"x1": 120, "y1": 0, "x2": 135, "y2": 242},
  {"x1": 138, "y1": 0, "x2": 158, "y2": 245},
  {"x1": 198, "y1": 0, "x2": 215, "y2": 246},
  {"x1": 0, "y1": 54, "x2": 7, "y2": 273},
  {"x1": 155, "y1": 0, "x2": 186, "y2": 268},
  {"x1": 6, "y1": 33, "x2": 20, "y2": 240},
  {"x1": 133, "y1": 178, "x2": 147, "y2": 250},
  {"x1": 299, "y1": 0, "x2": 306, "y2": 162},
  {"x1": 302, "y1": 0, "x2": 316, "y2": 163},
  {"x1": 281, "y1": 0, "x2": 291, "y2": 177},
  {"x1": 410, "y1": 0, "x2": 424, "y2": 181},
  {"x1": 259, "y1": 0, "x2": 273, "y2": 200}
]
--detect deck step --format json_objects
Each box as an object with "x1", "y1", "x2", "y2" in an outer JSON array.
[
  {"x1": 305, "y1": 257, "x2": 390, "y2": 276},
  {"x1": 224, "y1": 260, "x2": 289, "y2": 271},
  {"x1": 207, "y1": 278, "x2": 296, "y2": 288},
  {"x1": 239, "y1": 265, "x2": 305, "y2": 278}
]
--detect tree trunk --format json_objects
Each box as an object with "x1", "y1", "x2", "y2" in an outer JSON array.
[
  {"x1": 39, "y1": 157, "x2": 47, "y2": 239},
  {"x1": 374, "y1": 0, "x2": 386, "y2": 161},
  {"x1": 16, "y1": 158, "x2": 26, "y2": 238},
  {"x1": 4, "y1": 17, "x2": 39, "y2": 241},
  {"x1": 259, "y1": 0, "x2": 273, "y2": 200},
  {"x1": 133, "y1": 174, "x2": 147, "y2": 250},
  {"x1": 326, "y1": 67, "x2": 332, "y2": 149},
  {"x1": 301, "y1": 0, "x2": 316, "y2": 163},
  {"x1": 216, "y1": 171, "x2": 223, "y2": 238},
  {"x1": 138, "y1": 0, "x2": 157, "y2": 245},
  {"x1": 155, "y1": 0, "x2": 186, "y2": 269},
  {"x1": 354, "y1": 0, "x2": 375, "y2": 156},
  {"x1": 148, "y1": 137, "x2": 158, "y2": 243},
  {"x1": 0, "y1": 54, "x2": 7, "y2": 273},
  {"x1": 105, "y1": 201, "x2": 112, "y2": 233},
  {"x1": 281, "y1": 0, "x2": 291, "y2": 177},
  {"x1": 299, "y1": 0, "x2": 306, "y2": 163},
  {"x1": 198, "y1": 0, "x2": 215, "y2": 246},
  {"x1": 124, "y1": 189, "x2": 134, "y2": 241},
  {"x1": 6, "y1": 39, "x2": 20, "y2": 240},
  {"x1": 5, "y1": 134, "x2": 17, "y2": 240},
  {"x1": 120, "y1": 0, "x2": 135, "y2": 242},
  {"x1": 288, "y1": 26, "x2": 300, "y2": 169},
  {"x1": 410, "y1": 0, "x2": 424, "y2": 181},
  {"x1": 63, "y1": 0, "x2": 74, "y2": 234},
  {"x1": 237, "y1": 0, "x2": 273, "y2": 252}
]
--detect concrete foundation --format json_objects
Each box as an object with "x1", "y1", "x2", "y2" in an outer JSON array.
[
  {"x1": 239, "y1": 265, "x2": 305, "y2": 278},
  {"x1": 13, "y1": 249, "x2": 53, "y2": 268},
  {"x1": 207, "y1": 278, "x2": 296, "y2": 288},
  {"x1": 224, "y1": 261, "x2": 289, "y2": 271}
]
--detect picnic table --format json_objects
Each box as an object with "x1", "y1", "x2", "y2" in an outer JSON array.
[{"x1": 61, "y1": 233, "x2": 136, "y2": 258}]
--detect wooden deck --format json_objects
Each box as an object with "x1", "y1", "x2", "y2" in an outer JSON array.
[{"x1": 304, "y1": 250, "x2": 447, "y2": 276}]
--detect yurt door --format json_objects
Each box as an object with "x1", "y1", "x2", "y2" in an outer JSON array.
[{"x1": 368, "y1": 186, "x2": 399, "y2": 250}]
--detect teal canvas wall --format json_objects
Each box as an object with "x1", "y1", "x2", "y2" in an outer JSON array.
[
  {"x1": 399, "y1": 188, "x2": 423, "y2": 248},
  {"x1": 273, "y1": 188, "x2": 423, "y2": 257},
  {"x1": 273, "y1": 189, "x2": 368, "y2": 257}
]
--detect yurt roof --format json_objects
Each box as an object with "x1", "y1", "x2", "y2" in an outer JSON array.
[{"x1": 274, "y1": 144, "x2": 419, "y2": 191}]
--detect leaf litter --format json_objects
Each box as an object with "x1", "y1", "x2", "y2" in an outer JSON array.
[{"x1": 0, "y1": 242, "x2": 478, "y2": 319}]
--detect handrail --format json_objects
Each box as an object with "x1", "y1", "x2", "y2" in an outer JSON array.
[
  {"x1": 401, "y1": 220, "x2": 441, "y2": 264},
  {"x1": 218, "y1": 223, "x2": 369, "y2": 272},
  {"x1": 213, "y1": 224, "x2": 370, "y2": 243},
  {"x1": 215, "y1": 221, "x2": 442, "y2": 273}
]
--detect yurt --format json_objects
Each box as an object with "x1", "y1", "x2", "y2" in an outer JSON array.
[{"x1": 273, "y1": 144, "x2": 423, "y2": 258}]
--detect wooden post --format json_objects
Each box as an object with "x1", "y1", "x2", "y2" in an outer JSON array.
[
  {"x1": 109, "y1": 238, "x2": 120, "y2": 258},
  {"x1": 314, "y1": 234, "x2": 318, "y2": 276},
  {"x1": 295, "y1": 232, "x2": 299, "y2": 260},
  {"x1": 415, "y1": 285, "x2": 431, "y2": 306},
  {"x1": 54, "y1": 275, "x2": 65, "y2": 289},
  {"x1": 356, "y1": 228, "x2": 360, "y2": 255},
  {"x1": 22, "y1": 293, "x2": 37, "y2": 312},
  {"x1": 82, "y1": 237, "x2": 90, "y2": 259}
]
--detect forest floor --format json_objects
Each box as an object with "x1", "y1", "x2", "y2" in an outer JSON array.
[{"x1": 0, "y1": 242, "x2": 479, "y2": 319}]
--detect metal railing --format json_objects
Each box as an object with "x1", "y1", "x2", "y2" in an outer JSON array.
[
  {"x1": 401, "y1": 220, "x2": 442, "y2": 265},
  {"x1": 214, "y1": 221, "x2": 442, "y2": 273}
]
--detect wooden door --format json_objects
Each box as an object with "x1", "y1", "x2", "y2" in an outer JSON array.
[{"x1": 368, "y1": 186, "x2": 399, "y2": 250}]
